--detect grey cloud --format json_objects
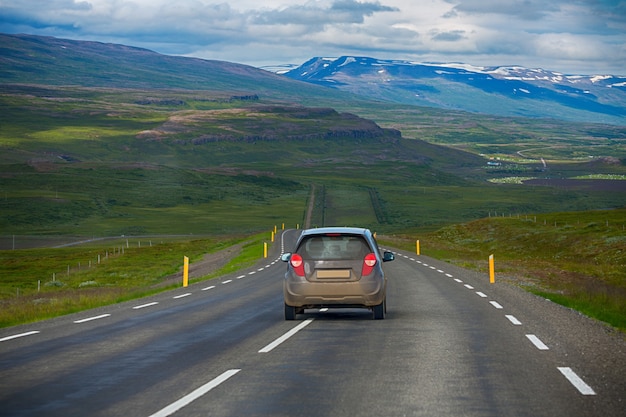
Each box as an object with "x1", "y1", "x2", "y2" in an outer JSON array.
[
  {"x1": 446, "y1": 0, "x2": 560, "y2": 20},
  {"x1": 0, "y1": 0, "x2": 92, "y2": 28},
  {"x1": 253, "y1": 0, "x2": 398, "y2": 25},
  {"x1": 331, "y1": 0, "x2": 399, "y2": 14},
  {"x1": 431, "y1": 30, "x2": 467, "y2": 42}
]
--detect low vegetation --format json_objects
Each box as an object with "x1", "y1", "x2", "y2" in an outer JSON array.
[
  {"x1": 0, "y1": 233, "x2": 268, "y2": 327},
  {"x1": 382, "y1": 208, "x2": 626, "y2": 332}
]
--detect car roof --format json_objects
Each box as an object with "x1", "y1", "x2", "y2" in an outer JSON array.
[{"x1": 299, "y1": 227, "x2": 371, "y2": 237}]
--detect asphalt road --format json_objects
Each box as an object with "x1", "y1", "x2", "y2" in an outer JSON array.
[{"x1": 1, "y1": 229, "x2": 624, "y2": 417}]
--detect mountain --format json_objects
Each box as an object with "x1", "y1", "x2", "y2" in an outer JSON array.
[
  {"x1": 0, "y1": 33, "x2": 361, "y2": 108},
  {"x1": 283, "y1": 56, "x2": 626, "y2": 125}
]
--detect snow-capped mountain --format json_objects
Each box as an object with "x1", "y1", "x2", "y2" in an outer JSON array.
[{"x1": 282, "y1": 56, "x2": 626, "y2": 124}]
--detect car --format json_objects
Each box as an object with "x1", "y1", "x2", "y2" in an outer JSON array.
[{"x1": 281, "y1": 227, "x2": 395, "y2": 320}]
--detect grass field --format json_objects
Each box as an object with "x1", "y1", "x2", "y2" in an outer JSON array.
[
  {"x1": 0, "y1": 233, "x2": 267, "y2": 327},
  {"x1": 381, "y1": 208, "x2": 626, "y2": 332}
]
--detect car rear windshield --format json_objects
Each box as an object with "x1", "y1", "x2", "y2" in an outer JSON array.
[{"x1": 297, "y1": 234, "x2": 371, "y2": 260}]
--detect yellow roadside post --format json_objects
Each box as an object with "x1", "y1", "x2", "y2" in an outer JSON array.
[
  {"x1": 183, "y1": 256, "x2": 189, "y2": 287},
  {"x1": 489, "y1": 254, "x2": 495, "y2": 283},
  {"x1": 264, "y1": 242, "x2": 268, "y2": 258},
  {"x1": 416, "y1": 240, "x2": 420, "y2": 255}
]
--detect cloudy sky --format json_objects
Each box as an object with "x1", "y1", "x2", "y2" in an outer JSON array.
[{"x1": 1, "y1": 0, "x2": 625, "y2": 75}]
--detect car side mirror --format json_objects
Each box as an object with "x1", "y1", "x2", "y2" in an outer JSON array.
[
  {"x1": 383, "y1": 251, "x2": 395, "y2": 262},
  {"x1": 281, "y1": 253, "x2": 292, "y2": 262}
]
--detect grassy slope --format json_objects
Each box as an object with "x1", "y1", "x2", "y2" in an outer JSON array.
[{"x1": 382, "y1": 208, "x2": 626, "y2": 331}]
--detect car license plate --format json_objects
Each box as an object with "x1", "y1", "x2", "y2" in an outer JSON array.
[{"x1": 316, "y1": 269, "x2": 351, "y2": 279}]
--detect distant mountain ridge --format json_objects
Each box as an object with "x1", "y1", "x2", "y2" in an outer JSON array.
[
  {"x1": 283, "y1": 56, "x2": 626, "y2": 125},
  {"x1": 0, "y1": 33, "x2": 358, "y2": 107},
  {"x1": 2, "y1": 33, "x2": 624, "y2": 125}
]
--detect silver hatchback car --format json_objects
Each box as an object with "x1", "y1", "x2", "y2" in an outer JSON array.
[{"x1": 282, "y1": 227, "x2": 395, "y2": 320}]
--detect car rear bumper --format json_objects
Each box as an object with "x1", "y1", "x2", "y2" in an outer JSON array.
[{"x1": 284, "y1": 279, "x2": 385, "y2": 308}]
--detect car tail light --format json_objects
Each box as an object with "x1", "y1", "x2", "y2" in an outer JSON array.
[
  {"x1": 362, "y1": 253, "x2": 377, "y2": 276},
  {"x1": 290, "y1": 254, "x2": 305, "y2": 277}
]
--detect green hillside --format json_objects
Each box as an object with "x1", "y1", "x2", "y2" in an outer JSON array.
[
  {"x1": 1, "y1": 34, "x2": 625, "y2": 240},
  {"x1": 2, "y1": 84, "x2": 624, "y2": 239}
]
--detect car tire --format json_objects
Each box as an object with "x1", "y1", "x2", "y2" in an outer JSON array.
[
  {"x1": 285, "y1": 303, "x2": 297, "y2": 320},
  {"x1": 373, "y1": 299, "x2": 385, "y2": 320}
]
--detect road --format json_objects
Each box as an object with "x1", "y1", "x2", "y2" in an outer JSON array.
[{"x1": 1, "y1": 229, "x2": 624, "y2": 417}]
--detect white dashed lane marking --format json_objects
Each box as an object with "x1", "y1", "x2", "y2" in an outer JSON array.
[
  {"x1": 259, "y1": 319, "x2": 314, "y2": 353},
  {"x1": 0, "y1": 331, "x2": 40, "y2": 342},
  {"x1": 505, "y1": 315, "x2": 522, "y2": 325},
  {"x1": 558, "y1": 367, "x2": 596, "y2": 395},
  {"x1": 74, "y1": 314, "x2": 111, "y2": 324},
  {"x1": 173, "y1": 293, "x2": 192, "y2": 299},
  {"x1": 148, "y1": 369, "x2": 242, "y2": 417},
  {"x1": 526, "y1": 334, "x2": 550, "y2": 350},
  {"x1": 133, "y1": 302, "x2": 159, "y2": 310}
]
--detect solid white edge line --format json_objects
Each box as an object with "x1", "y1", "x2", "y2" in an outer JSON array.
[
  {"x1": 74, "y1": 314, "x2": 111, "y2": 324},
  {"x1": 148, "y1": 369, "x2": 241, "y2": 417},
  {"x1": 0, "y1": 330, "x2": 40, "y2": 342},
  {"x1": 259, "y1": 319, "x2": 314, "y2": 353},
  {"x1": 557, "y1": 367, "x2": 596, "y2": 395},
  {"x1": 526, "y1": 334, "x2": 549, "y2": 350},
  {"x1": 505, "y1": 315, "x2": 522, "y2": 325},
  {"x1": 133, "y1": 302, "x2": 159, "y2": 310}
]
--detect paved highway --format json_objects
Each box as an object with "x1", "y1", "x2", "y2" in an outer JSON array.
[{"x1": 1, "y1": 230, "x2": 624, "y2": 416}]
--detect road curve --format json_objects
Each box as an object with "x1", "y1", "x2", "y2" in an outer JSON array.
[{"x1": 0, "y1": 230, "x2": 624, "y2": 417}]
